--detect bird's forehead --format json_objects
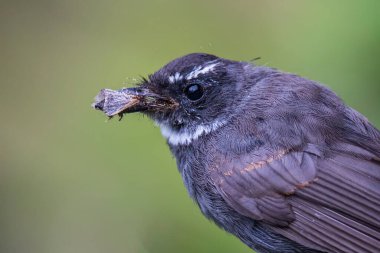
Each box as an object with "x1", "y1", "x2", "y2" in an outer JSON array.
[
  {"x1": 152, "y1": 53, "x2": 222, "y2": 85},
  {"x1": 167, "y1": 61, "x2": 220, "y2": 84}
]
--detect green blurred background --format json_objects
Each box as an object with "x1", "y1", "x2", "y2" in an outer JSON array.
[{"x1": 1, "y1": 1, "x2": 379, "y2": 252}]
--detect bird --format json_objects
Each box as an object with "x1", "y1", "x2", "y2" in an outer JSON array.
[{"x1": 93, "y1": 53, "x2": 380, "y2": 253}]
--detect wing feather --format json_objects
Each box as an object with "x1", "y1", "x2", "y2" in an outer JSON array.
[{"x1": 210, "y1": 143, "x2": 380, "y2": 252}]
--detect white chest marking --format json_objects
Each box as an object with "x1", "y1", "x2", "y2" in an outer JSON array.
[{"x1": 156, "y1": 120, "x2": 226, "y2": 146}]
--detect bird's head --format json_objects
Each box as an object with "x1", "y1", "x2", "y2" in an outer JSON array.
[{"x1": 93, "y1": 53, "x2": 249, "y2": 145}]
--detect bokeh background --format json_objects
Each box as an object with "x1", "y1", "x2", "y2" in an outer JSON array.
[{"x1": 1, "y1": 1, "x2": 379, "y2": 252}]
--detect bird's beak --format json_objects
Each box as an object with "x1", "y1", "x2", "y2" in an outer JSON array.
[{"x1": 92, "y1": 87, "x2": 177, "y2": 118}]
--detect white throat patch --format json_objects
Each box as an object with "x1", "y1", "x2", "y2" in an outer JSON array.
[{"x1": 156, "y1": 120, "x2": 226, "y2": 146}]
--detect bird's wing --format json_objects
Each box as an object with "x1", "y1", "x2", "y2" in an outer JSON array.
[{"x1": 210, "y1": 140, "x2": 380, "y2": 253}]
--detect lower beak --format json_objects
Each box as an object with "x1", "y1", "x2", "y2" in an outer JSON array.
[{"x1": 92, "y1": 87, "x2": 176, "y2": 117}]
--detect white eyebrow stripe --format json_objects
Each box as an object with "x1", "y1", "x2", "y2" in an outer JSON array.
[
  {"x1": 186, "y1": 62, "x2": 219, "y2": 80},
  {"x1": 168, "y1": 72, "x2": 183, "y2": 84}
]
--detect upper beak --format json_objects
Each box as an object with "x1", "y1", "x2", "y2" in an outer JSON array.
[{"x1": 92, "y1": 87, "x2": 177, "y2": 117}]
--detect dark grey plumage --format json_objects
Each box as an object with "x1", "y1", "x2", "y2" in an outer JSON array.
[{"x1": 93, "y1": 53, "x2": 380, "y2": 253}]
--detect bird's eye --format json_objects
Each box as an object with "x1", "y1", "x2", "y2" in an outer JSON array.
[{"x1": 184, "y1": 84, "x2": 204, "y2": 101}]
